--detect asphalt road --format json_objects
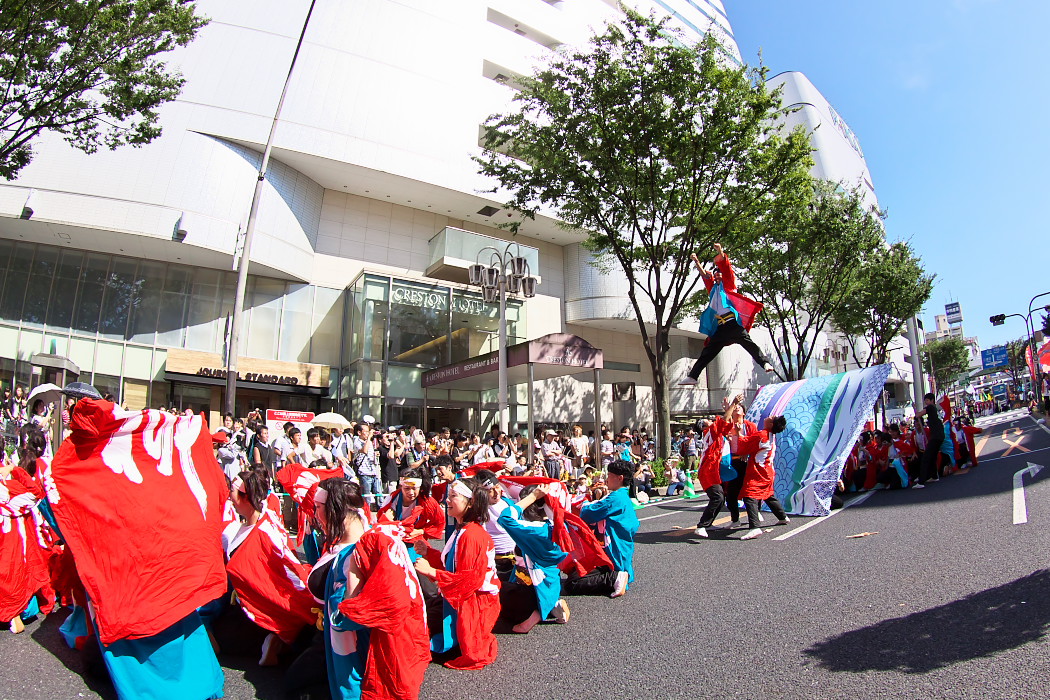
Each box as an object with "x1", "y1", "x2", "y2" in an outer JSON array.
[{"x1": 4, "y1": 409, "x2": 1049, "y2": 700}]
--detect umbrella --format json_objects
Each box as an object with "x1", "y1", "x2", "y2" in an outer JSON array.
[
  {"x1": 312, "y1": 412, "x2": 352, "y2": 430},
  {"x1": 27, "y1": 383, "x2": 63, "y2": 406},
  {"x1": 63, "y1": 382, "x2": 102, "y2": 401}
]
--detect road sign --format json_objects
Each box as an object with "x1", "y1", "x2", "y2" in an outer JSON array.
[
  {"x1": 945, "y1": 302, "x2": 963, "y2": 324},
  {"x1": 992, "y1": 384, "x2": 1007, "y2": 398},
  {"x1": 981, "y1": 345, "x2": 1008, "y2": 370}
]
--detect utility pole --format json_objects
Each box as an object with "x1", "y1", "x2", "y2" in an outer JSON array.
[{"x1": 225, "y1": 0, "x2": 317, "y2": 416}]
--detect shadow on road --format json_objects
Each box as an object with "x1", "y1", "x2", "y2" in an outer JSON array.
[
  {"x1": 804, "y1": 569, "x2": 1050, "y2": 673},
  {"x1": 29, "y1": 608, "x2": 117, "y2": 700}
]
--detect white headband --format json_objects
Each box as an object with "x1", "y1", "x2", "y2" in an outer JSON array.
[
  {"x1": 313, "y1": 486, "x2": 328, "y2": 504},
  {"x1": 231, "y1": 476, "x2": 246, "y2": 494},
  {"x1": 400, "y1": 477, "x2": 423, "y2": 488},
  {"x1": 450, "y1": 480, "x2": 474, "y2": 500}
]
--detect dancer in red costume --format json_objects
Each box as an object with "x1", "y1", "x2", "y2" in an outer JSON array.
[
  {"x1": 413, "y1": 478, "x2": 501, "y2": 670},
  {"x1": 732, "y1": 415, "x2": 791, "y2": 540},
  {"x1": 679, "y1": 243, "x2": 772, "y2": 387},
  {"x1": 693, "y1": 394, "x2": 740, "y2": 538}
]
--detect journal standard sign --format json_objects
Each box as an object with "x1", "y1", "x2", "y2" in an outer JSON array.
[{"x1": 165, "y1": 349, "x2": 329, "y2": 390}]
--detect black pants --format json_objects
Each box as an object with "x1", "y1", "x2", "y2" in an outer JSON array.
[
  {"x1": 688, "y1": 319, "x2": 770, "y2": 379},
  {"x1": 696, "y1": 484, "x2": 726, "y2": 528},
  {"x1": 743, "y1": 495, "x2": 787, "y2": 528},
  {"x1": 563, "y1": 566, "x2": 617, "y2": 596},
  {"x1": 920, "y1": 438, "x2": 942, "y2": 483},
  {"x1": 723, "y1": 463, "x2": 746, "y2": 522}
]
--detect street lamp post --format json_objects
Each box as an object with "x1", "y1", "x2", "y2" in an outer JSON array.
[{"x1": 467, "y1": 244, "x2": 538, "y2": 435}]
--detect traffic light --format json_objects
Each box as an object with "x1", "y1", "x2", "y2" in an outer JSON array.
[{"x1": 989, "y1": 314, "x2": 1005, "y2": 326}]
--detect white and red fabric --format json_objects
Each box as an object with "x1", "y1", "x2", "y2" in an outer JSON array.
[
  {"x1": 736, "y1": 430, "x2": 777, "y2": 500},
  {"x1": 497, "y1": 475, "x2": 612, "y2": 576},
  {"x1": 48, "y1": 400, "x2": 229, "y2": 644},
  {"x1": 338, "y1": 523, "x2": 430, "y2": 700},
  {"x1": 225, "y1": 509, "x2": 315, "y2": 644},
  {"x1": 276, "y1": 463, "x2": 342, "y2": 547}
]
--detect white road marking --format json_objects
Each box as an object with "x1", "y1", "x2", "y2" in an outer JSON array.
[
  {"x1": 979, "y1": 446, "x2": 1050, "y2": 463},
  {"x1": 772, "y1": 491, "x2": 876, "y2": 541},
  {"x1": 638, "y1": 499, "x2": 709, "y2": 521},
  {"x1": 1031, "y1": 416, "x2": 1050, "y2": 437},
  {"x1": 1012, "y1": 462, "x2": 1045, "y2": 525}
]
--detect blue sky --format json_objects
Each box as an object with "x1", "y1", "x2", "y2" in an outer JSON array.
[{"x1": 726, "y1": 0, "x2": 1050, "y2": 351}]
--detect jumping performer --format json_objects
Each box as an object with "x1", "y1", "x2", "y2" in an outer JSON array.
[{"x1": 680, "y1": 243, "x2": 773, "y2": 387}]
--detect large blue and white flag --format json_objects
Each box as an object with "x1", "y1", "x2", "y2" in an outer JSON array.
[{"x1": 745, "y1": 365, "x2": 892, "y2": 516}]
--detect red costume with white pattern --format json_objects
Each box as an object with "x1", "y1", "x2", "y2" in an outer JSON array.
[
  {"x1": 736, "y1": 430, "x2": 777, "y2": 500},
  {"x1": 338, "y1": 523, "x2": 430, "y2": 700},
  {"x1": 421, "y1": 521, "x2": 501, "y2": 670}
]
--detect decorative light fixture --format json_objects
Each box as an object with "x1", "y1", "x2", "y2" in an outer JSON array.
[{"x1": 466, "y1": 242, "x2": 541, "y2": 434}]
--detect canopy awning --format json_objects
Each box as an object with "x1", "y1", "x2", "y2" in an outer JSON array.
[{"x1": 422, "y1": 333, "x2": 604, "y2": 391}]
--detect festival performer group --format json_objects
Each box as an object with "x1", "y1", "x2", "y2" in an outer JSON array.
[
  {"x1": 0, "y1": 393, "x2": 647, "y2": 700},
  {"x1": 0, "y1": 331, "x2": 980, "y2": 699}
]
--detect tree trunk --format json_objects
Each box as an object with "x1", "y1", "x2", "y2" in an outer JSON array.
[{"x1": 652, "y1": 331, "x2": 673, "y2": 461}]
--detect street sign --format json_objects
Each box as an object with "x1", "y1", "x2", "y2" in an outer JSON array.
[
  {"x1": 992, "y1": 384, "x2": 1007, "y2": 398},
  {"x1": 981, "y1": 345, "x2": 1008, "y2": 370},
  {"x1": 945, "y1": 302, "x2": 963, "y2": 324},
  {"x1": 265, "y1": 409, "x2": 315, "y2": 439}
]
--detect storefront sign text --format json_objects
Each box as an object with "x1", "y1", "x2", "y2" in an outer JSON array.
[{"x1": 196, "y1": 367, "x2": 300, "y2": 385}]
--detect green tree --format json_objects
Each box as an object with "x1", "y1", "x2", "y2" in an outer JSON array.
[
  {"x1": 921, "y1": 336, "x2": 969, "y2": 394},
  {"x1": 1004, "y1": 336, "x2": 1030, "y2": 388},
  {"x1": 831, "y1": 240, "x2": 935, "y2": 368},
  {"x1": 475, "y1": 11, "x2": 812, "y2": 458},
  {"x1": 0, "y1": 0, "x2": 207, "y2": 180},
  {"x1": 731, "y1": 181, "x2": 883, "y2": 381}
]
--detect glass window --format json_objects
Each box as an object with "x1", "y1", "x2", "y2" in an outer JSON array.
[
  {"x1": 129, "y1": 262, "x2": 166, "y2": 346},
  {"x1": 310, "y1": 286, "x2": 343, "y2": 366},
  {"x1": 245, "y1": 278, "x2": 285, "y2": 359},
  {"x1": 450, "y1": 289, "x2": 499, "y2": 362},
  {"x1": 278, "y1": 283, "x2": 313, "y2": 363},
  {"x1": 506, "y1": 299, "x2": 525, "y2": 343},
  {"x1": 185, "y1": 269, "x2": 221, "y2": 352},
  {"x1": 156, "y1": 267, "x2": 190, "y2": 347},
  {"x1": 91, "y1": 374, "x2": 121, "y2": 402},
  {"x1": 22, "y1": 246, "x2": 57, "y2": 327},
  {"x1": 350, "y1": 276, "x2": 388, "y2": 361},
  {"x1": 386, "y1": 364, "x2": 423, "y2": 400},
  {"x1": 387, "y1": 280, "x2": 449, "y2": 366},
  {"x1": 98, "y1": 258, "x2": 138, "y2": 339},
  {"x1": 46, "y1": 250, "x2": 84, "y2": 331},
  {"x1": 72, "y1": 254, "x2": 110, "y2": 335},
  {"x1": 0, "y1": 240, "x2": 12, "y2": 318},
  {"x1": 351, "y1": 360, "x2": 383, "y2": 397},
  {"x1": 123, "y1": 345, "x2": 153, "y2": 380},
  {"x1": 1, "y1": 242, "x2": 35, "y2": 323}
]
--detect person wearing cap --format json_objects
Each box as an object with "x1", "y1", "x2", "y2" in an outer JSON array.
[{"x1": 539, "y1": 430, "x2": 564, "y2": 480}]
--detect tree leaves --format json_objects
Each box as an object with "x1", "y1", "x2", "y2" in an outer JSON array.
[{"x1": 0, "y1": 0, "x2": 208, "y2": 179}]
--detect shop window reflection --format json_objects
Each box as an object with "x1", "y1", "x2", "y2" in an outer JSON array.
[{"x1": 388, "y1": 280, "x2": 449, "y2": 366}]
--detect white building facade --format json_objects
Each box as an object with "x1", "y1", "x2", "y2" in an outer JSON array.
[{"x1": 0, "y1": 0, "x2": 743, "y2": 432}]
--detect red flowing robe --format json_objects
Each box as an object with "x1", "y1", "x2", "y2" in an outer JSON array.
[
  {"x1": 961, "y1": 428, "x2": 978, "y2": 465},
  {"x1": 225, "y1": 510, "x2": 316, "y2": 643},
  {"x1": 337, "y1": 524, "x2": 430, "y2": 700},
  {"x1": 1, "y1": 467, "x2": 49, "y2": 621},
  {"x1": 48, "y1": 400, "x2": 229, "y2": 643},
  {"x1": 863, "y1": 443, "x2": 889, "y2": 491},
  {"x1": 377, "y1": 493, "x2": 444, "y2": 543},
  {"x1": 735, "y1": 431, "x2": 777, "y2": 500},
  {"x1": 422, "y1": 522, "x2": 501, "y2": 670},
  {"x1": 697, "y1": 417, "x2": 731, "y2": 490}
]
